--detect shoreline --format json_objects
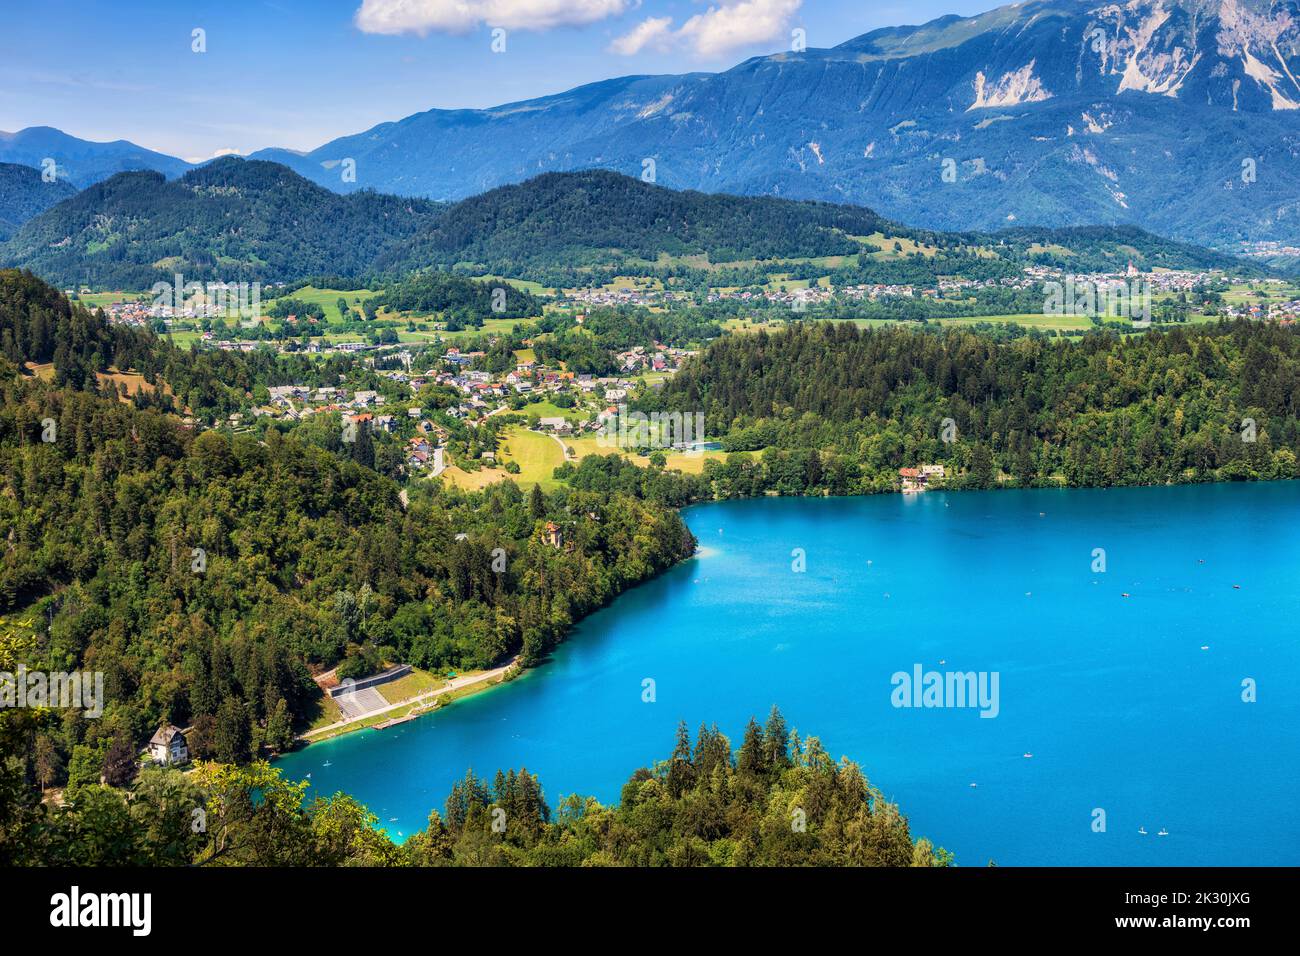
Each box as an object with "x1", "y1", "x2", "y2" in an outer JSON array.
[
  {"x1": 285, "y1": 479, "x2": 1293, "y2": 752},
  {"x1": 289, "y1": 657, "x2": 521, "y2": 750}
]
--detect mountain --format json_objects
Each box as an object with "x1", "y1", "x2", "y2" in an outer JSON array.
[
  {"x1": 248, "y1": 0, "x2": 1300, "y2": 249},
  {"x1": 0, "y1": 126, "x2": 191, "y2": 187},
  {"x1": 374, "y1": 168, "x2": 1260, "y2": 281},
  {"x1": 1, "y1": 161, "x2": 1259, "y2": 290},
  {"x1": 0, "y1": 157, "x2": 443, "y2": 288},
  {"x1": 375, "y1": 168, "x2": 900, "y2": 276},
  {"x1": 0, "y1": 162, "x2": 76, "y2": 240}
]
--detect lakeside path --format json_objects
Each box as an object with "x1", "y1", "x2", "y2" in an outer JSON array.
[{"x1": 299, "y1": 657, "x2": 520, "y2": 743}]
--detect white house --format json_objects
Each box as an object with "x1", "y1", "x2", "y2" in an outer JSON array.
[{"x1": 149, "y1": 725, "x2": 189, "y2": 765}]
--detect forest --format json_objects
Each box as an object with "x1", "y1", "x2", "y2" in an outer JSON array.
[
  {"x1": 0, "y1": 269, "x2": 696, "y2": 794},
  {"x1": 0, "y1": 159, "x2": 442, "y2": 288},
  {"x1": 640, "y1": 319, "x2": 1300, "y2": 495},
  {"x1": 366, "y1": 271, "x2": 544, "y2": 324},
  {"x1": 0, "y1": 706, "x2": 950, "y2": 867}
]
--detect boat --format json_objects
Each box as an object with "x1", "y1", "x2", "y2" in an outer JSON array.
[
  {"x1": 1138, "y1": 826, "x2": 1147, "y2": 835},
  {"x1": 969, "y1": 783, "x2": 978, "y2": 788},
  {"x1": 1201, "y1": 645, "x2": 1209, "y2": 651},
  {"x1": 1233, "y1": 584, "x2": 1241, "y2": 590},
  {"x1": 1022, "y1": 752, "x2": 1033, "y2": 758},
  {"x1": 1122, "y1": 592, "x2": 1130, "y2": 598},
  {"x1": 323, "y1": 761, "x2": 332, "y2": 767},
  {"x1": 1157, "y1": 828, "x2": 1169, "y2": 836}
]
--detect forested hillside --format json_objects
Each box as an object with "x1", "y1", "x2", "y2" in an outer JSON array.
[
  {"x1": 0, "y1": 163, "x2": 76, "y2": 241},
  {"x1": 0, "y1": 270, "x2": 695, "y2": 789},
  {"x1": 0, "y1": 158, "x2": 443, "y2": 288},
  {"x1": 645, "y1": 320, "x2": 1300, "y2": 494},
  {"x1": 376, "y1": 169, "x2": 895, "y2": 274},
  {"x1": 0, "y1": 267, "x2": 366, "y2": 421},
  {"x1": 2, "y1": 162, "x2": 1266, "y2": 291},
  {"x1": 1, "y1": 707, "x2": 948, "y2": 867}
]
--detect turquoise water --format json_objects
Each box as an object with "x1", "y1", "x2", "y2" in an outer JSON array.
[{"x1": 277, "y1": 484, "x2": 1300, "y2": 865}]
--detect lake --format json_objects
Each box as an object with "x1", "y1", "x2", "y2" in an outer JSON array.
[{"x1": 276, "y1": 483, "x2": 1300, "y2": 865}]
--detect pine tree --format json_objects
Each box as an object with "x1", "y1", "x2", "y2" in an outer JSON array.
[
  {"x1": 666, "y1": 720, "x2": 695, "y2": 798},
  {"x1": 737, "y1": 717, "x2": 768, "y2": 777},
  {"x1": 763, "y1": 705, "x2": 790, "y2": 770}
]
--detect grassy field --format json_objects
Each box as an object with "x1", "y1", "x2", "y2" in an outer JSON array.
[
  {"x1": 377, "y1": 668, "x2": 443, "y2": 705},
  {"x1": 519, "y1": 399, "x2": 585, "y2": 423},
  {"x1": 439, "y1": 317, "x2": 530, "y2": 343},
  {"x1": 73, "y1": 291, "x2": 142, "y2": 309},
  {"x1": 96, "y1": 368, "x2": 178, "y2": 404},
  {"x1": 438, "y1": 464, "x2": 508, "y2": 491},
  {"x1": 499, "y1": 428, "x2": 567, "y2": 490},
  {"x1": 440, "y1": 425, "x2": 568, "y2": 492},
  {"x1": 562, "y1": 434, "x2": 736, "y2": 474},
  {"x1": 266, "y1": 285, "x2": 376, "y2": 321},
  {"x1": 165, "y1": 330, "x2": 204, "y2": 348}
]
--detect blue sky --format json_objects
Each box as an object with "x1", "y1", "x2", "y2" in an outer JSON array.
[{"x1": 0, "y1": 0, "x2": 995, "y2": 160}]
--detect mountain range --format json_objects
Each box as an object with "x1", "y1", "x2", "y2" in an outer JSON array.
[
  {"x1": 0, "y1": 126, "x2": 191, "y2": 187},
  {"x1": 3, "y1": 1, "x2": 1299, "y2": 249},
  {"x1": 0, "y1": 157, "x2": 1262, "y2": 290}
]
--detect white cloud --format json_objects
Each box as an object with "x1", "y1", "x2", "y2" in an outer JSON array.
[
  {"x1": 608, "y1": 16, "x2": 673, "y2": 55},
  {"x1": 355, "y1": 0, "x2": 630, "y2": 35},
  {"x1": 678, "y1": 0, "x2": 802, "y2": 57},
  {"x1": 609, "y1": 0, "x2": 802, "y2": 58},
  {"x1": 185, "y1": 147, "x2": 243, "y2": 163}
]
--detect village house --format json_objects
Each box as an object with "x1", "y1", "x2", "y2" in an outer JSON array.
[
  {"x1": 538, "y1": 416, "x2": 573, "y2": 435},
  {"x1": 542, "y1": 521, "x2": 563, "y2": 548},
  {"x1": 900, "y1": 464, "x2": 945, "y2": 493},
  {"x1": 899, "y1": 467, "x2": 924, "y2": 493},
  {"x1": 149, "y1": 725, "x2": 189, "y2": 765}
]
